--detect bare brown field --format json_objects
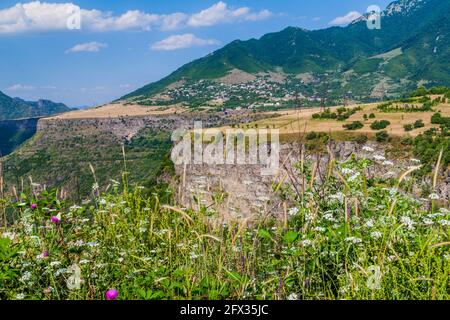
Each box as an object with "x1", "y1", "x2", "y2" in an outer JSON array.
[
  {"x1": 47, "y1": 103, "x2": 186, "y2": 119},
  {"x1": 234, "y1": 101, "x2": 450, "y2": 138}
]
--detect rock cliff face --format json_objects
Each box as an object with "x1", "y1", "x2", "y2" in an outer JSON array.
[
  {"x1": 174, "y1": 141, "x2": 449, "y2": 221},
  {"x1": 37, "y1": 112, "x2": 274, "y2": 141}
]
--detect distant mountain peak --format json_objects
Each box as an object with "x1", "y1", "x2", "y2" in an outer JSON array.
[
  {"x1": 384, "y1": 0, "x2": 427, "y2": 16},
  {"x1": 0, "y1": 91, "x2": 70, "y2": 120}
]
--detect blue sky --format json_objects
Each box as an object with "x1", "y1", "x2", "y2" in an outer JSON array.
[{"x1": 0, "y1": 0, "x2": 392, "y2": 107}]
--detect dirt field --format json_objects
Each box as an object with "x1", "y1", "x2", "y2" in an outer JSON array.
[
  {"x1": 47, "y1": 103, "x2": 186, "y2": 119},
  {"x1": 239, "y1": 100, "x2": 450, "y2": 138}
]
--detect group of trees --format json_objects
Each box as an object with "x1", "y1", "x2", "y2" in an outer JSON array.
[{"x1": 404, "y1": 120, "x2": 425, "y2": 132}]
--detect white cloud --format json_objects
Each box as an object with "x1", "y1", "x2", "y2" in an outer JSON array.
[
  {"x1": 65, "y1": 42, "x2": 108, "y2": 53},
  {"x1": 245, "y1": 9, "x2": 273, "y2": 22},
  {"x1": 187, "y1": 1, "x2": 272, "y2": 27},
  {"x1": 0, "y1": 1, "x2": 272, "y2": 34},
  {"x1": 151, "y1": 34, "x2": 220, "y2": 51},
  {"x1": 7, "y1": 84, "x2": 36, "y2": 91},
  {"x1": 329, "y1": 11, "x2": 362, "y2": 26}
]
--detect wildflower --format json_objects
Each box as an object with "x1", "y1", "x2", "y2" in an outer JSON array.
[
  {"x1": 288, "y1": 207, "x2": 299, "y2": 216},
  {"x1": 389, "y1": 188, "x2": 398, "y2": 197},
  {"x1": 50, "y1": 261, "x2": 61, "y2": 267},
  {"x1": 341, "y1": 168, "x2": 354, "y2": 175},
  {"x1": 439, "y1": 220, "x2": 450, "y2": 226},
  {"x1": 373, "y1": 155, "x2": 386, "y2": 161},
  {"x1": 30, "y1": 203, "x2": 38, "y2": 210},
  {"x1": 348, "y1": 172, "x2": 360, "y2": 182},
  {"x1": 105, "y1": 289, "x2": 119, "y2": 300},
  {"x1": 190, "y1": 252, "x2": 203, "y2": 259},
  {"x1": 139, "y1": 227, "x2": 147, "y2": 233},
  {"x1": 69, "y1": 240, "x2": 84, "y2": 247},
  {"x1": 16, "y1": 293, "x2": 25, "y2": 300},
  {"x1": 51, "y1": 213, "x2": 61, "y2": 223},
  {"x1": 329, "y1": 192, "x2": 344, "y2": 203},
  {"x1": 92, "y1": 183, "x2": 99, "y2": 191},
  {"x1": 36, "y1": 251, "x2": 49, "y2": 260},
  {"x1": 364, "y1": 219, "x2": 375, "y2": 228},
  {"x1": 362, "y1": 146, "x2": 374, "y2": 152},
  {"x1": 20, "y1": 271, "x2": 32, "y2": 282},
  {"x1": 429, "y1": 193, "x2": 440, "y2": 200},
  {"x1": 422, "y1": 218, "x2": 433, "y2": 226},
  {"x1": 301, "y1": 240, "x2": 313, "y2": 247},
  {"x1": 313, "y1": 226, "x2": 325, "y2": 232},
  {"x1": 80, "y1": 259, "x2": 90, "y2": 264},
  {"x1": 410, "y1": 158, "x2": 421, "y2": 163},
  {"x1": 55, "y1": 268, "x2": 67, "y2": 277},
  {"x1": 70, "y1": 205, "x2": 82, "y2": 211},
  {"x1": 43, "y1": 287, "x2": 53, "y2": 295},
  {"x1": 382, "y1": 160, "x2": 394, "y2": 166},
  {"x1": 370, "y1": 231, "x2": 383, "y2": 239},
  {"x1": 2, "y1": 232, "x2": 16, "y2": 240},
  {"x1": 400, "y1": 216, "x2": 415, "y2": 231},
  {"x1": 385, "y1": 171, "x2": 396, "y2": 177},
  {"x1": 323, "y1": 212, "x2": 337, "y2": 222},
  {"x1": 287, "y1": 293, "x2": 299, "y2": 300},
  {"x1": 345, "y1": 237, "x2": 362, "y2": 244}
]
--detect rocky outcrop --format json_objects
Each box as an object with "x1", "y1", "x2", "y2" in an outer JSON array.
[
  {"x1": 37, "y1": 112, "x2": 275, "y2": 141},
  {"x1": 174, "y1": 141, "x2": 449, "y2": 220}
]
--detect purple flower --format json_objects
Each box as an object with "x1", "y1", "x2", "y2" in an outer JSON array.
[
  {"x1": 105, "y1": 288, "x2": 119, "y2": 300},
  {"x1": 30, "y1": 203, "x2": 38, "y2": 210},
  {"x1": 43, "y1": 250, "x2": 49, "y2": 258},
  {"x1": 51, "y1": 216, "x2": 60, "y2": 223}
]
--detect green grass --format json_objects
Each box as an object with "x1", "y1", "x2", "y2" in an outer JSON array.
[{"x1": 0, "y1": 154, "x2": 448, "y2": 300}]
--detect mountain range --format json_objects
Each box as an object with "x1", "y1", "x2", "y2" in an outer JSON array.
[
  {"x1": 121, "y1": 0, "x2": 450, "y2": 104},
  {"x1": 0, "y1": 90, "x2": 70, "y2": 120}
]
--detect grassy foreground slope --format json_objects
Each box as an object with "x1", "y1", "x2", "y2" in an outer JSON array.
[{"x1": 0, "y1": 150, "x2": 448, "y2": 300}]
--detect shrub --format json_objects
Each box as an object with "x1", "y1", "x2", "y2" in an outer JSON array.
[
  {"x1": 354, "y1": 135, "x2": 368, "y2": 144},
  {"x1": 376, "y1": 130, "x2": 389, "y2": 142},
  {"x1": 343, "y1": 121, "x2": 364, "y2": 130},
  {"x1": 369, "y1": 113, "x2": 376, "y2": 119},
  {"x1": 306, "y1": 131, "x2": 318, "y2": 140},
  {"x1": 414, "y1": 119, "x2": 425, "y2": 129},
  {"x1": 401, "y1": 136, "x2": 414, "y2": 145},
  {"x1": 370, "y1": 120, "x2": 391, "y2": 130},
  {"x1": 404, "y1": 124, "x2": 414, "y2": 132}
]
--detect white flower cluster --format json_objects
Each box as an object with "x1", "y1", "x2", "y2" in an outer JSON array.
[
  {"x1": 373, "y1": 155, "x2": 386, "y2": 161},
  {"x1": 288, "y1": 207, "x2": 299, "y2": 216},
  {"x1": 345, "y1": 237, "x2": 362, "y2": 244},
  {"x1": 400, "y1": 216, "x2": 415, "y2": 231}
]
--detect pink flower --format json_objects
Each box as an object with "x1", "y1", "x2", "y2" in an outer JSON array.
[
  {"x1": 30, "y1": 203, "x2": 38, "y2": 210},
  {"x1": 43, "y1": 250, "x2": 49, "y2": 258},
  {"x1": 51, "y1": 215, "x2": 60, "y2": 223},
  {"x1": 105, "y1": 288, "x2": 119, "y2": 300}
]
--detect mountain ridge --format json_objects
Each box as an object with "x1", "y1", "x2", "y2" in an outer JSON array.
[
  {"x1": 0, "y1": 90, "x2": 71, "y2": 120},
  {"x1": 121, "y1": 0, "x2": 450, "y2": 104}
]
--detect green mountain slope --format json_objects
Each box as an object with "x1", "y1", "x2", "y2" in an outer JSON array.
[
  {"x1": 121, "y1": 0, "x2": 450, "y2": 103},
  {"x1": 0, "y1": 91, "x2": 70, "y2": 120}
]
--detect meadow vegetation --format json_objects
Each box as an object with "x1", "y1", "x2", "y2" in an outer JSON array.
[{"x1": 0, "y1": 148, "x2": 448, "y2": 300}]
